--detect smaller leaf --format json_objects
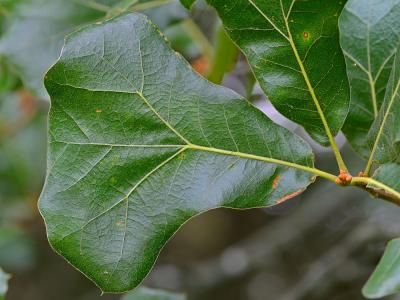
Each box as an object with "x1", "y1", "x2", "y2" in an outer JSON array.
[
  {"x1": 363, "y1": 238, "x2": 400, "y2": 299},
  {"x1": 179, "y1": 0, "x2": 195, "y2": 10},
  {"x1": 0, "y1": 267, "x2": 10, "y2": 300},
  {"x1": 121, "y1": 287, "x2": 185, "y2": 300},
  {"x1": 367, "y1": 50, "x2": 400, "y2": 164},
  {"x1": 339, "y1": 0, "x2": 400, "y2": 158}
]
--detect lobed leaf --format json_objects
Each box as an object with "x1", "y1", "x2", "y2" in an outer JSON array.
[
  {"x1": 206, "y1": 0, "x2": 350, "y2": 146},
  {"x1": 339, "y1": 0, "x2": 400, "y2": 159},
  {"x1": 40, "y1": 13, "x2": 315, "y2": 292}
]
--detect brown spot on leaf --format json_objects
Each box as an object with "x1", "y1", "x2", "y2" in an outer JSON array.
[
  {"x1": 96, "y1": 108, "x2": 102, "y2": 113},
  {"x1": 116, "y1": 220, "x2": 125, "y2": 226},
  {"x1": 303, "y1": 31, "x2": 310, "y2": 39},
  {"x1": 272, "y1": 175, "x2": 281, "y2": 189}
]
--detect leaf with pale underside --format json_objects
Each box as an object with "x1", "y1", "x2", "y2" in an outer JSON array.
[
  {"x1": 367, "y1": 50, "x2": 400, "y2": 164},
  {"x1": 39, "y1": 13, "x2": 315, "y2": 292},
  {"x1": 121, "y1": 287, "x2": 185, "y2": 300},
  {"x1": 206, "y1": 0, "x2": 350, "y2": 146},
  {"x1": 369, "y1": 163, "x2": 400, "y2": 192},
  {"x1": 339, "y1": 0, "x2": 400, "y2": 158},
  {"x1": 363, "y1": 238, "x2": 400, "y2": 299}
]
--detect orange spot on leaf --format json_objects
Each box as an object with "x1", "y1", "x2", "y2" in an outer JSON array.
[
  {"x1": 96, "y1": 109, "x2": 102, "y2": 113},
  {"x1": 303, "y1": 31, "x2": 310, "y2": 39}
]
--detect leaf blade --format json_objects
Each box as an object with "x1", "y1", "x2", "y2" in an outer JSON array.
[
  {"x1": 339, "y1": 0, "x2": 400, "y2": 158},
  {"x1": 366, "y1": 51, "x2": 400, "y2": 167},
  {"x1": 206, "y1": 0, "x2": 350, "y2": 146},
  {"x1": 40, "y1": 13, "x2": 316, "y2": 293}
]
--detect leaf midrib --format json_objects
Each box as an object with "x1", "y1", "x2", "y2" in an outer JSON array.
[
  {"x1": 49, "y1": 79, "x2": 324, "y2": 179},
  {"x1": 245, "y1": 0, "x2": 347, "y2": 170}
]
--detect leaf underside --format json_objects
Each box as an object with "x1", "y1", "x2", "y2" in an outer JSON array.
[
  {"x1": 207, "y1": 0, "x2": 350, "y2": 146},
  {"x1": 340, "y1": 0, "x2": 400, "y2": 159},
  {"x1": 370, "y1": 164, "x2": 400, "y2": 192},
  {"x1": 40, "y1": 13, "x2": 315, "y2": 292},
  {"x1": 367, "y1": 50, "x2": 400, "y2": 164}
]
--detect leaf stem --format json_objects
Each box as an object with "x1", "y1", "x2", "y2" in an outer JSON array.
[
  {"x1": 188, "y1": 145, "x2": 400, "y2": 206},
  {"x1": 188, "y1": 144, "x2": 338, "y2": 183},
  {"x1": 284, "y1": 24, "x2": 348, "y2": 173},
  {"x1": 351, "y1": 177, "x2": 400, "y2": 205}
]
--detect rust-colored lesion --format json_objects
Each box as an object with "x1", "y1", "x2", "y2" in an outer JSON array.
[
  {"x1": 276, "y1": 189, "x2": 303, "y2": 205},
  {"x1": 272, "y1": 175, "x2": 281, "y2": 189}
]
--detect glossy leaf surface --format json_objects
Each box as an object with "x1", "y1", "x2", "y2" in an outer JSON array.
[
  {"x1": 40, "y1": 13, "x2": 315, "y2": 292},
  {"x1": 121, "y1": 287, "x2": 185, "y2": 300},
  {"x1": 207, "y1": 0, "x2": 350, "y2": 145},
  {"x1": 340, "y1": 0, "x2": 400, "y2": 158},
  {"x1": 363, "y1": 238, "x2": 400, "y2": 299}
]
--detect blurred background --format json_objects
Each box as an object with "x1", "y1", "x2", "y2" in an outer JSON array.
[{"x1": 1, "y1": 1, "x2": 400, "y2": 299}]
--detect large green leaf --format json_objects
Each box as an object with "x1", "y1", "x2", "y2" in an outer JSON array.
[
  {"x1": 121, "y1": 287, "x2": 185, "y2": 300},
  {"x1": 363, "y1": 238, "x2": 400, "y2": 299},
  {"x1": 40, "y1": 13, "x2": 315, "y2": 292},
  {"x1": 339, "y1": 0, "x2": 400, "y2": 158},
  {"x1": 206, "y1": 0, "x2": 350, "y2": 146},
  {"x1": 0, "y1": 268, "x2": 9, "y2": 300},
  {"x1": 0, "y1": 0, "x2": 106, "y2": 98}
]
